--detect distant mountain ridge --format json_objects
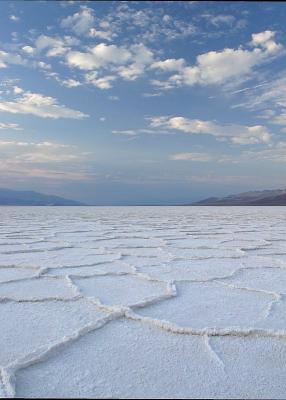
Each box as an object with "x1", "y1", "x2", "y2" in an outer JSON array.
[
  {"x1": 190, "y1": 189, "x2": 286, "y2": 206},
  {"x1": 0, "y1": 188, "x2": 85, "y2": 206}
]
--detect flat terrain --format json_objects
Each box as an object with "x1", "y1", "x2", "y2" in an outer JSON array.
[{"x1": 1, "y1": 206, "x2": 286, "y2": 398}]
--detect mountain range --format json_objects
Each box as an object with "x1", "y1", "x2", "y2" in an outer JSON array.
[
  {"x1": 1, "y1": 187, "x2": 286, "y2": 206},
  {"x1": 0, "y1": 188, "x2": 85, "y2": 206},
  {"x1": 191, "y1": 189, "x2": 286, "y2": 206}
]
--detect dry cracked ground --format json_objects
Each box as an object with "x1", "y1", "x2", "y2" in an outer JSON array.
[{"x1": 1, "y1": 206, "x2": 286, "y2": 399}]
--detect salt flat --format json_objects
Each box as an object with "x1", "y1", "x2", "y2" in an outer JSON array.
[{"x1": 1, "y1": 206, "x2": 286, "y2": 399}]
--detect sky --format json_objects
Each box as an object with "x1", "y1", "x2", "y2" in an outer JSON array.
[{"x1": 0, "y1": 1, "x2": 286, "y2": 205}]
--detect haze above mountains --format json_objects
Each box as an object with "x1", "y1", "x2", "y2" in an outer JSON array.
[{"x1": 1, "y1": 187, "x2": 286, "y2": 206}]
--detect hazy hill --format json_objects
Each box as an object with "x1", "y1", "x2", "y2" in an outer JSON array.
[
  {"x1": 0, "y1": 188, "x2": 85, "y2": 206},
  {"x1": 191, "y1": 189, "x2": 286, "y2": 206}
]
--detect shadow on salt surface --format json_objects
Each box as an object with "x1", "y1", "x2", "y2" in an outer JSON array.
[
  {"x1": 0, "y1": 300, "x2": 106, "y2": 365},
  {"x1": 46, "y1": 261, "x2": 133, "y2": 277},
  {"x1": 14, "y1": 318, "x2": 286, "y2": 399},
  {"x1": 136, "y1": 258, "x2": 244, "y2": 281},
  {"x1": 241, "y1": 246, "x2": 286, "y2": 257},
  {"x1": 89, "y1": 237, "x2": 165, "y2": 248},
  {"x1": 0, "y1": 248, "x2": 120, "y2": 269},
  {"x1": 208, "y1": 335, "x2": 286, "y2": 399},
  {"x1": 120, "y1": 254, "x2": 171, "y2": 268},
  {"x1": 136, "y1": 281, "x2": 272, "y2": 329},
  {"x1": 260, "y1": 253, "x2": 286, "y2": 263},
  {"x1": 162, "y1": 246, "x2": 244, "y2": 258},
  {"x1": 217, "y1": 239, "x2": 270, "y2": 249},
  {"x1": 0, "y1": 267, "x2": 38, "y2": 283},
  {"x1": 14, "y1": 318, "x2": 224, "y2": 399},
  {"x1": 0, "y1": 277, "x2": 76, "y2": 301},
  {"x1": 0, "y1": 241, "x2": 72, "y2": 253},
  {"x1": 223, "y1": 267, "x2": 286, "y2": 295},
  {"x1": 73, "y1": 274, "x2": 168, "y2": 307},
  {"x1": 118, "y1": 247, "x2": 168, "y2": 258}
]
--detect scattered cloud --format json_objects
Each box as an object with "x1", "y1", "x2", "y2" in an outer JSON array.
[
  {"x1": 61, "y1": 6, "x2": 95, "y2": 35},
  {"x1": 148, "y1": 116, "x2": 272, "y2": 144},
  {"x1": 0, "y1": 140, "x2": 91, "y2": 181},
  {"x1": 61, "y1": 6, "x2": 115, "y2": 41},
  {"x1": 22, "y1": 45, "x2": 35, "y2": 55},
  {"x1": 0, "y1": 50, "x2": 25, "y2": 68},
  {"x1": 9, "y1": 15, "x2": 20, "y2": 22},
  {"x1": 65, "y1": 42, "x2": 153, "y2": 88},
  {"x1": 35, "y1": 34, "x2": 79, "y2": 57},
  {"x1": 243, "y1": 142, "x2": 286, "y2": 163},
  {"x1": 0, "y1": 122, "x2": 22, "y2": 131},
  {"x1": 151, "y1": 58, "x2": 186, "y2": 72},
  {"x1": 170, "y1": 152, "x2": 213, "y2": 162},
  {"x1": 201, "y1": 14, "x2": 236, "y2": 28},
  {"x1": 85, "y1": 72, "x2": 116, "y2": 89},
  {"x1": 0, "y1": 89, "x2": 88, "y2": 119},
  {"x1": 170, "y1": 142, "x2": 286, "y2": 165},
  {"x1": 151, "y1": 31, "x2": 283, "y2": 89},
  {"x1": 42, "y1": 69, "x2": 81, "y2": 88},
  {"x1": 112, "y1": 130, "x2": 138, "y2": 136},
  {"x1": 66, "y1": 43, "x2": 132, "y2": 70}
]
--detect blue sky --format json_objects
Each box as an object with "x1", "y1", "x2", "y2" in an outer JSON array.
[{"x1": 0, "y1": 1, "x2": 286, "y2": 205}]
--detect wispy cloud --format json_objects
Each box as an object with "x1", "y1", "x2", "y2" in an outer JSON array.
[
  {"x1": 0, "y1": 140, "x2": 92, "y2": 181},
  {"x1": 0, "y1": 89, "x2": 88, "y2": 119},
  {"x1": 0, "y1": 122, "x2": 22, "y2": 131},
  {"x1": 148, "y1": 116, "x2": 272, "y2": 145}
]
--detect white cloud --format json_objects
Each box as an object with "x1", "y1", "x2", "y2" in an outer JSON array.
[
  {"x1": 151, "y1": 58, "x2": 186, "y2": 72},
  {"x1": 35, "y1": 35, "x2": 79, "y2": 57},
  {"x1": 252, "y1": 31, "x2": 274, "y2": 45},
  {"x1": 0, "y1": 50, "x2": 25, "y2": 68},
  {"x1": 66, "y1": 43, "x2": 153, "y2": 88},
  {"x1": 61, "y1": 78, "x2": 81, "y2": 88},
  {"x1": 151, "y1": 31, "x2": 283, "y2": 89},
  {"x1": 61, "y1": 6, "x2": 95, "y2": 35},
  {"x1": 106, "y1": 2, "x2": 196, "y2": 43},
  {"x1": 142, "y1": 92, "x2": 162, "y2": 98},
  {"x1": 251, "y1": 30, "x2": 281, "y2": 52},
  {"x1": 66, "y1": 43, "x2": 132, "y2": 70},
  {"x1": 149, "y1": 116, "x2": 272, "y2": 144},
  {"x1": 203, "y1": 14, "x2": 236, "y2": 27},
  {"x1": 85, "y1": 72, "x2": 116, "y2": 89},
  {"x1": 9, "y1": 15, "x2": 19, "y2": 22},
  {"x1": 170, "y1": 152, "x2": 213, "y2": 162},
  {"x1": 0, "y1": 122, "x2": 22, "y2": 131},
  {"x1": 13, "y1": 86, "x2": 24, "y2": 94},
  {"x1": 117, "y1": 63, "x2": 144, "y2": 81},
  {"x1": 112, "y1": 130, "x2": 138, "y2": 136},
  {"x1": 0, "y1": 90, "x2": 88, "y2": 119},
  {"x1": 61, "y1": 6, "x2": 115, "y2": 40},
  {"x1": 37, "y1": 61, "x2": 51, "y2": 70},
  {"x1": 22, "y1": 45, "x2": 35, "y2": 55},
  {"x1": 89, "y1": 28, "x2": 114, "y2": 41},
  {"x1": 42, "y1": 70, "x2": 81, "y2": 88},
  {"x1": 117, "y1": 44, "x2": 153, "y2": 80}
]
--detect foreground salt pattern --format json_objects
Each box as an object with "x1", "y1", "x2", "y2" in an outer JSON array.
[{"x1": 1, "y1": 207, "x2": 286, "y2": 398}]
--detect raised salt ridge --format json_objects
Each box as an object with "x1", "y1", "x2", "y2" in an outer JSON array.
[{"x1": 1, "y1": 205, "x2": 286, "y2": 398}]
